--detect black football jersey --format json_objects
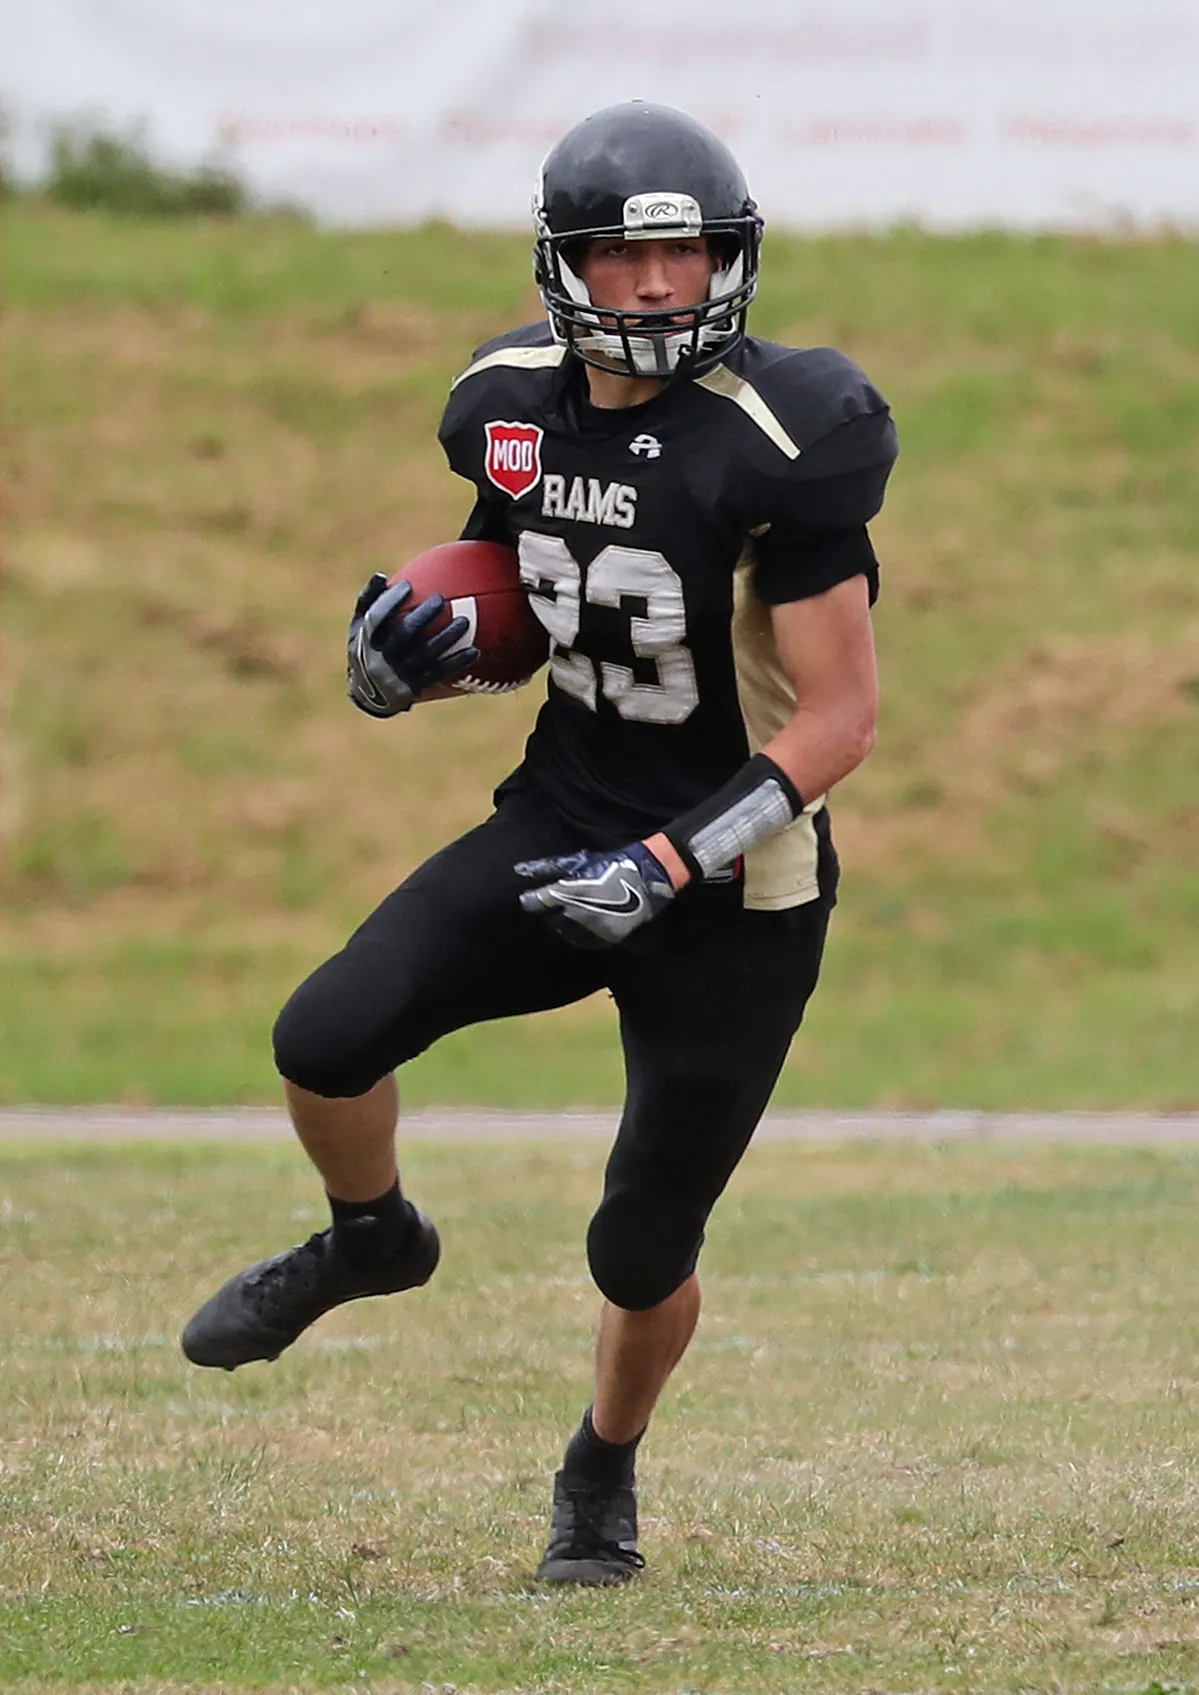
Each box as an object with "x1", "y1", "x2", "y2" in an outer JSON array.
[{"x1": 437, "y1": 323, "x2": 897, "y2": 910}]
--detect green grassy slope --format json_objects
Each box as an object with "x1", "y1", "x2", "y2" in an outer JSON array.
[{"x1": 3, "y1": 205, "x2": 1198, "y2": 1106}]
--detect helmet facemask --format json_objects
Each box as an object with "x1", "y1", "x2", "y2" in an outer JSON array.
[{"x1": 534, "y1": 192, "x2": 762, "y2": 380}]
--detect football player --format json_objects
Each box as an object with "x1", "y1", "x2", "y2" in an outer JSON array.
[{"x1": 183, "y1": 101, "x2": 897, "y2": 1586}]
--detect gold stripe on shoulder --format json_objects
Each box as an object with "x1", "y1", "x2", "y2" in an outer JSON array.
[
  {"x1": 451, "y1": 344, "x2": 566, "y2": 390},
  {"x1": 694, "y1": 364, "x2": 801, "y2": 460}
]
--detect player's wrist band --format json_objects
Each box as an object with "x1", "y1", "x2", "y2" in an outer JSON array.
[{"x1": 663, "y1": 753, "x2": 805, "y2": 882}]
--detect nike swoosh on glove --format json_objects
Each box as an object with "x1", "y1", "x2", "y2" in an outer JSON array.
[{"x1": 515, "y1": 842, "x2": 676, "y2": 949}]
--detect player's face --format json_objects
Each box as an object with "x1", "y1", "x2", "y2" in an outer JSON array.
[{"x1": 577, "y1": 235, "x2": 718, "y2": 319}]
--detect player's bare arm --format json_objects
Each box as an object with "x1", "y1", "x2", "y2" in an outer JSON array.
[
  {"x1": 645, "y1": 573, "x2": 878, "y2": 889},
  {"x1": 765, "y1": 573, "x2": 879, "y2": 795}
]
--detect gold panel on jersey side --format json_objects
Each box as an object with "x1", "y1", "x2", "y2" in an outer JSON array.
[{"x1": 730, "y1": 555, "x2": 824, "y2": 911}]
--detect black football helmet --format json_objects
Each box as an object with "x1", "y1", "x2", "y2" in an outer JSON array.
[{"x1": 533, "y1": 102, "x2": 763, "y2": 380}]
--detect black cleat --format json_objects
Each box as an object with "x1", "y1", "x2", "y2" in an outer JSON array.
[
  {"x1": 180, "y1": 1209, "x2": 440, "y2": 1370},
  {"x1": 535, "y1": 1470, "x2": 645, "y2": 1586}
]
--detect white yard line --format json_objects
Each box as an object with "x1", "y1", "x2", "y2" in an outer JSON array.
[{"x1": 1, "y1": 1107, "x2": 1198, "y2": 1143}]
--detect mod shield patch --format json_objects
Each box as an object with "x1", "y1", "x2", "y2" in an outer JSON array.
[{"x1": 484, "y1": 421, "x2": 544, "y2": 500}]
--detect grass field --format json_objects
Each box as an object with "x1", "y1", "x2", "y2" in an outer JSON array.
[
  {"x1": 3, "y1": 205, "x2": 1199, "y2": 1105},
  {"x1": 4, "y1": 1136, "x2": 1199, "y2": 1693}
]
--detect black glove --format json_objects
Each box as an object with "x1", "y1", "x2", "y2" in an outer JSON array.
[
  {"x1": 346, "y1": 574, "x2": 480, "y2": 718},
  {"x1": 515, "y1": 842, "x2": 676, "y2": 949}
]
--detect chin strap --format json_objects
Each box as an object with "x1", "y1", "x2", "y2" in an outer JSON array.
[{"x1": 663, "y1": 753, "x2": 804, "y2": 882}]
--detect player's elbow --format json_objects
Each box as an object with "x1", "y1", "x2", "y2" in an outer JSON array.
[{"x1": 840, "y1": 700, "x2": 877, "y2": 774}]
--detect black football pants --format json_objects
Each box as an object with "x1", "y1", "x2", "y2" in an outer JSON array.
[{"x1": 273, "y1": 792, "x2": 830, "y2": 1310}]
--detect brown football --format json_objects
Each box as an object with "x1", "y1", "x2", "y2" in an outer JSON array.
[{"x1": 388, "y1": 540, "x2": 548, "y2": 692}]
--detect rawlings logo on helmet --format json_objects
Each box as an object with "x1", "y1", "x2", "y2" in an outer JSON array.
[{"x1": 622, "y1": 191, "x2": 702, "y2": 235}]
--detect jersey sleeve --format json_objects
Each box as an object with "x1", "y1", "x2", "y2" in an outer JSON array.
[
  {"x1": 754, "y1": 519, "x2": 882, "y2": 607},
  {"x1": 740, "y1": 352, "x2": 898, "y2": 607},
  {"x1": 438, "y1": 361, "x2": 487, "y2": 492},
  {"x1": 440, "y1": 365, "x2": 506, "y2": 540},
  {"x1": 437, "y1": 320, "x2": 559, "y2": 495}
]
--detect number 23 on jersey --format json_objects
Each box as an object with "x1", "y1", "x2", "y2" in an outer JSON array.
[{"x1": 518, "y1": 531, "x2": 700, "y2": 726}]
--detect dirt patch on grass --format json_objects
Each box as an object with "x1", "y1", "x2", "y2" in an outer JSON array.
[{"x1": 962, "y1": 628, "x2": 1199, "y2": 749}]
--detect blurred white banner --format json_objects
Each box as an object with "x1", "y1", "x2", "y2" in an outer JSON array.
[{"x1": 5, "y1": 0, "x2": 1198, "y2": 228}]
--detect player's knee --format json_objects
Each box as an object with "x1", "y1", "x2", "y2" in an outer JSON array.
[
  {"x1": 272, "y1": 999, "x2": 366, "y2": 1099},
  {"x1": 586, "y1": 1193, "x2": 705, "y2": 1312},
  {"x1": 272, "y1": 978, "x2": 390, "y2": 1100}
]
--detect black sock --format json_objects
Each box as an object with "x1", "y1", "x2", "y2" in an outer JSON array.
[
  {"x1": 562, "y1": 1406, "x2": 644, "y2": 1489},
  {"x1": 328, "y1": 1181, "x2": 411, "y2": 1267}
]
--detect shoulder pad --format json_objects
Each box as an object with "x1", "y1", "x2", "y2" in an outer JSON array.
[
  {"x1": 451, "y1": 321, "x2": 564, "y2": 391},
  {"x1": 707, "y1": 340, "x2": 897, "y2": 532},
  {"x1": 703, "y1": 340, "x2": 890, "y2": 460},
  {"x1": 440, "y1": 321, "x2": 563, "y2": 491}
]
